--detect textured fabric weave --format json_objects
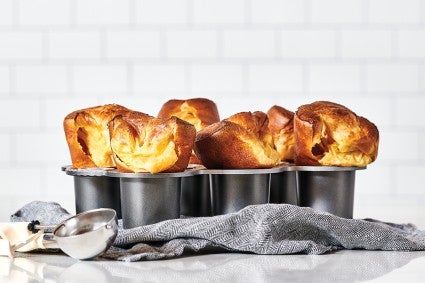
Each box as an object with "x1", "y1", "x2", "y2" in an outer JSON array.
[{"x1": 11, "y1": 201, "x2": 425, "y2": 262}]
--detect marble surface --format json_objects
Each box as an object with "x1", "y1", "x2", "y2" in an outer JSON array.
[{"x1": 1, "y1": 250, "x2": 425, "y2": 282}]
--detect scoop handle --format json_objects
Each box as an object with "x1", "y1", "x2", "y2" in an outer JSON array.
[{"x1": 27, "y1": 220, "x2": 56, "y2": 233}]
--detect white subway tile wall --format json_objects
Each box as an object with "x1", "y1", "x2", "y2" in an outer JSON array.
[
  {"x1": 0, "y1": 100, "x2": 41, "y2": 128},
  {"x1": 192, "y1": 0, "x2": 245, "y2": 24},
  {"x1": 75, "y1": 0, "x2": 131, "y2": 25},
  {"x1": 280, "y1": 30, "x2": 336, "y2": 58},
  {"x1": 308, "y1": 64, "x2": 361, "y2": 93},
  {"x1": 310, "y1": 0, "x2": 363, "y2": 24},
  {"x1": 379, "y1": 131, "x2": 419, "y2": 161},
  {"x1": 166, "y1": 30, "x2": 218, "y2": 58},
  {"x1": 73, "y1": 65, "x2": 128, "y2": 94},
  {"x1": 49, "y1": 31, "x2": 101, "y2": 59},
  {"x1": 133, "y1": 64, "x2": 186, "y2": 93},
  {"x1": 136, "y1": 0, "x2": 188, "y2": 24},
  {"x1": 106, "y1": 31, "x2": 161, "y2": 59},
  {"x1": 248, "y1": 64, "x2": 303, "y2": 93},
  {"x1": 396, "y1": 98, "x2": 425, "y2": 127},
  {"x1": 0, "y1": 67, "x2": 10, "y2": 94},
  {"x1": 0, "y1": 32, "x2": 44, "y2": 59},
  {"x1": 15, "y1": 65, "x2": 69, "y2": 95},
  {"x1": 366, "y1": 64, "x2": 419, "y2": 93},
  {"x1": 17, "y1": 0, "x2": 71, "y2": 26},
  {"x1": 223, "y1": 30, "x2": 276, "y2": 58},
  {"x1": 0, "y1": 1, "x2": 13, "y2": 26},
  {"x1": 0, "y1": 0, "x2": 424, "y2": 227},
  {"x1": 16, "y1": 132, "x2": 69, "y2": 163},
  {"x1": 398, "y1": 30, "x2": 425, "y2": 58},
  {"x1": 44, "y1": 98, "x2": 99, "y2": 129},
  {"x1": 251, "y1": 0, "x2": 305, "y2": 24},
  {"x1": 341, "y1": 30, "x2": 392, "y2": 58},
  {"x1": 191, "y1": 64, "x2": 243, "y2": 93},
  {"x1": 368, "y1": 0, "x2": 421, "y2": 24},
  {"x1": 0, "y1": 134, "x2": 11, "y2": 163}
]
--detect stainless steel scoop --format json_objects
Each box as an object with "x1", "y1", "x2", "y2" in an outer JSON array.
[{"x1": 28, "y1": 208, "x2": 118, "y2": 260}]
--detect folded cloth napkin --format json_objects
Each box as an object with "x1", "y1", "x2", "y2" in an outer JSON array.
[
  {"x1": 11, "y1": 201, "x2": 425, "y2": 262},
  {"x1": 0, "y1": 223, "x2": 44, "y2": 258},
  {"x1": 1, "y1": 201, "x2": 70, "y2": 258}
]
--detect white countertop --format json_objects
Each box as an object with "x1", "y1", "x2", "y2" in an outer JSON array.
[{"x1": 1, "y1": 250, "x2": 425, "y2": 282}]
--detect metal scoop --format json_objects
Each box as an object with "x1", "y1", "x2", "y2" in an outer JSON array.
[{"x1": 27, "y1": 208, "x2": 118, "y2": 260}]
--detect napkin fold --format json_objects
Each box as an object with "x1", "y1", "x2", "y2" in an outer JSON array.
[
  {"x1": 10, "y1": 201, "x2": 425, "y2": 262},
  {"x1": 0, "y1": 222, "x2": 44, "y2": 258}
]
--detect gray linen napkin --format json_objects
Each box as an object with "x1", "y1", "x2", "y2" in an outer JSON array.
[{"x1": 11, "y1": 201, "x2": 425, "y2": 262}]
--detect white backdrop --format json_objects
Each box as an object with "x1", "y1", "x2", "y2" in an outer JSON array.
[{"x1": 0, "y1": 0, "x2": 424, "y2": 227}]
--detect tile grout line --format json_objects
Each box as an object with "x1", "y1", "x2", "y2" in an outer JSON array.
[
  {"x1": 274, "y1": 29, "x2": 282, "y2": 60},
  {"x1": 127, "y1": 62, "x2": 134, "y2": 96},
  {"x1": 216, "y1": 28, "x2": 224, "y2": 61},
  {"x1": 9, "y1": 132, "x2": 17, "y2": 167},
  {"x1": 362, "y1": 0, "x2": 369, "y2": 25},
  {"x1": 185, "y1": 62, "x2": 192, "y2": 96},
  {"x1": 420, "y1": 0, "x2": 425, "y2": 24},
  {"x1": 42, "y1": 28, "x2": 50, "y2": 63},
  {"x1": 391, "y1": 29, "x2": 399, "y2": 59},
  {"x1": 242, "y1": 62, "x2": 249, "y2": 96},
  {"x1": 67, "y1": 64, "x2": 74, "y2": 97},
  {"x1": 359, "y1": 60, "x2": 367, "y2": 96},
  {"x1": 39, "y1": 98, "x2": 46, "y2": 132},
  {"x1": 8, "y1": 64, "x2": 16, "y2": 99},
  {"x1": 334, "y1": 28, "x2": 342, "y2": 60},
  {"x1": 390, "y1": 95, "x2": 398, "y2": 131},
  {"x1": 245, "y1": 0, "x2": 252, "y2": 27},
  {"x1": 4, "y1": 57, "x2": 425, "y2": 65},
  {"x1": 12, "y1": 0, "x2": 19, "y2": 27},
  {"x1": 100, "y1": 27, "x2": 107, "y2": 63},
  {"x1": 304, "y1": 0, "x2": 312, "y2": 26},
  {"x1": 187, "y1": 0, "x2": 194, "y2": 27},
  {"x1": 39, "y1": 166, "x2": 48, "y2": 198},
  {"x1": 6, "y1": 132, "x2": 13, "y2": 166},
  {"x1": 419, "y1": 131, "x2": 425, "y2": 161},
  {"x1": 418, "y1": 63, "x2": 424, "y2": 93},
  {"x1": 129, "y1": 0, "x2": 137, "y2": 26},
  {"x1": 302, "y1": 62, "x2": 310, "y2": 97},
  {"x1": 390, "y1": 164, "x2": 398, "y2": 194},
  {"x1": 70, "y1": 0, "x2": 77, "y2": 27},
  {"x1": 4, "y1": 23, "x2": 425, "y2": 32},
  {"x1": 159, "y1": 28, "x2": 167, "y2": 59}
]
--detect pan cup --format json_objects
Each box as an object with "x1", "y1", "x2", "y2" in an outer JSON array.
[
  {"x1": 269, "y1": 170, "x2": 298, "y2": 205},
  {"x1": 64, "y1": 167, "x2": 121, "y2": 219},
  {"x1": 296, "y1": 166, "x2": 365, "y2": 218},
  {"x1": 181, "y1": 174, "x2": 212, "y2": 217},
  {"x1": 119, "y1": 177, "x2": 181, "y2": 228},
  {"x1": 206, "y1": 169, "x2": 273, "y2": 216},
  {"x1": 106, "y1": 170, "x2": 197, "y2": 229},
  {"x1": 73, "y1": 176, "x2": 121, "y2": 218}
]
